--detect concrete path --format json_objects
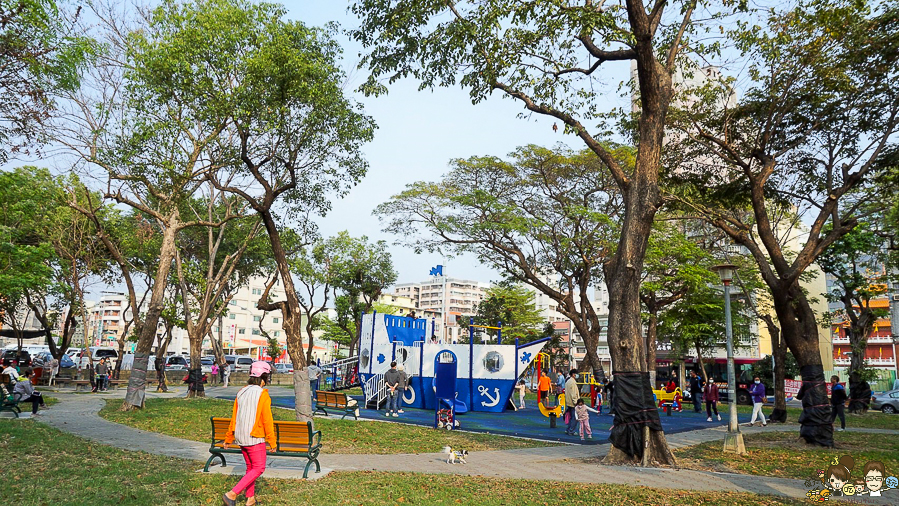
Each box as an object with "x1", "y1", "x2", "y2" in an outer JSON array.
[{"x1": 27, "y1": 389, "x2": 896, "y2": 504}]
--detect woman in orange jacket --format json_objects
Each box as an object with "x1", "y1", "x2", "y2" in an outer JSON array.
[{"x1": 222, "y1": 361, "x2": 276, "y2": 506}]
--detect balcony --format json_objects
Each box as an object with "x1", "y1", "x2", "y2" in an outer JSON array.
[
  {"x1": 833, "y1": 335, "x2": 849, "y2": 344},
  {"x1": 868, "y1": 335, "x2": 894, "y2": 344},
  {"x1": 834, "y1": 357, "x2": 850, "y2": 365},
  {"x1": 867, "y1": 357, "x2": 896, "y2": 366}
]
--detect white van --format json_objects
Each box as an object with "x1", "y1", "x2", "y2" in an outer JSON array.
[
  {"x1": 233, "y1": 355, "x2": 255, "y2": 373},
  {"x1": 72, "y1": 346, "x2": 120, "y2": 368}
]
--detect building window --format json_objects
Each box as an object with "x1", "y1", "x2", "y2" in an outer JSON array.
[
  {"x1": 253, "y1": 316, "x2": 262, "y2": 322},
  {"x1": 274, "y1": 331, "x2": 280, "y2": 337},
  {"x1": 251, "y1": 288, "x2": 262, "y2": 295},
  {"x1": 273, "y1": 317, "x2": 279, "y2": 323},
  {"x1": 238, "y1": 328, "x2": 246, "y2": 335},
  {"x1": 251, "y1": 329, "x2": 260, "y2": 335},
  {"x1": 229, "y1": 314, "x2": 236, "y2": 320},
  {"x1": 229, "y1": 300, "x2": 236, "y2": 306}
]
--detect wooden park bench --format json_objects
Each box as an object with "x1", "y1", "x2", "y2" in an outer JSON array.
[
  {"x1": 204, "y1": 417, "x2": 322, "y2": 479},
  {"x1": 54, "y1": 378, "x2": 93, "y2": 392},
  {"x1": 313, "y1": 390, "x2": 359, "y2": 420}
]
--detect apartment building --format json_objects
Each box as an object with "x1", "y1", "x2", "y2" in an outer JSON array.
[{"x1": 394, "y1": 276, "x2": 491, "y2": 342}]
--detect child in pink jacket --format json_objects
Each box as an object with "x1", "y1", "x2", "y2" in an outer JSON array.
[{"x1": 574, "y1": 398, "x2": 599, "y2": 440}]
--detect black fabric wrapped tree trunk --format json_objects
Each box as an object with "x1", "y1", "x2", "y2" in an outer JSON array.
[
  {"x1": 188, "y1": 367, "x2": 205, "y2": 395},
  {"x1": 609, "y1": 371, "x2": 663, "y2": 460},
  {"x1": 797, "y1": 365, "x2": 833, "y2": 447}
]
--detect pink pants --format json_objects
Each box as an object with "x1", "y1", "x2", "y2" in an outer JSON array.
[
  {"x1": 578, "y1": 419, "x2": 592, "y2": 438},
  {"x1": 232, "y1": 443, "x2": 267, "y2": 498}
]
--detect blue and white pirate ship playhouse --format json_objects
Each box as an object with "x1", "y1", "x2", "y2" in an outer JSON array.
[{"x1": 358, "y1": 312, "x2": 550, "y2": 413}]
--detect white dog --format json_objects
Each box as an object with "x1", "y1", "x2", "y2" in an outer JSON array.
[{"x1": 443, "y1": 446, "x2": 469, "y2": 464}]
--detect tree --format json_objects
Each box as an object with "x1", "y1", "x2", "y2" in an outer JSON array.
[
  {"x1": 353, "y1": 0, "x2": 724, "y2": 465},
  {"x1": 641, "y1": 221, "x2": 720, "y2": 387},
  {"x1": 0, "y1": 0, "x2": 92, "y2": 162},
  {"x1": 670, "y1": 1, "x2": 899, "y2": 447},
  {"x1": 172, "y1": 188, "x2": 268, "y2": 397},
  {"x1": 818, "y1": 221, "x2": 889, "y2": 413},
  {"x1": 327, "y1": 232, "x2": 397, "y2": 357},
  {"x1": 290, "y1": 235, "x2": 338, "y2": 365},
  {"x1": 465, "y1": 281, "x2": 544, "y2": 344},
  {"x1": 182, "y1": 0, "x2": 376, "y2": 422},
  {"x1": 57, "y1": 0, "x2": 241, "y2": 409}
]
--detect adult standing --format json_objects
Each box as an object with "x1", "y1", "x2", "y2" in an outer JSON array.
[
  {"x1": 603, "y1": 375, "x2": 615, "y2": 414},
  {"x1": 384, "y1": 361, "x2": 402, "y2": 417},
  {"x1": 689, "y1": 370, "x2": 703, "y2": 413},
  {"x1": 563, "y1": 369, "x2": 580, "y2": 436},
  {"x1": 48, "y1": 356, "x2": 59, "y2": 386},
  {"x1": 211, "y1": 363, "x2": 220, "y2": 386},
  {"x1": 670, "y1": 370, "x2": 679, "y2": 391},
  {"x1": 307, "y1": 362, "x2": 322, "y2": 402},
  {"x1": 155, "y1": 355, "x2": 168, "y2": 392},
  {"x1": 221, "y1": 361, "x2": 275, "y2": 506},
  {"x1": 13, "y1": 369, "x2": 47, "y2": 416},
  {"x1": 396, "y1": 364, "x2": 408, "y2": 414},
  {"x1": 704, "y1": 379, "x2": 721, "y2": 422},
  {"x1": 747, "y1": 376, "x2": 768, "y2": 427},
  {"x1": 222, "y1": 363, "x2": 231, "y2": 388},
  {"x1": 830, "y1": 375, "x2": 847, "y2": 432},
  {"x1": 96, "y1": 357, "x2": 110, "y2": 392}
]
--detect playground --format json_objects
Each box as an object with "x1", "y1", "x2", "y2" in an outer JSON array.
[{"x1": 261, "y1": 391, "x2": 751, "y2": 445}]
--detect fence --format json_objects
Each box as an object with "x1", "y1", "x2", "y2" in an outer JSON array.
[{"x1": 825, "y1": 369, "x2": 897, "y2": 392}]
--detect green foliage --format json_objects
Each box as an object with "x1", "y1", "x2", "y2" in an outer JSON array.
[
  {"x1": 0, "y1": 0, "x2": 94, "y2": 162},
  {"x1": 751, "y1": 353, "x2": 800, "y2": 385},
  {"x1": 464, "y1": 280, "x2": 545, "y2": 344}
]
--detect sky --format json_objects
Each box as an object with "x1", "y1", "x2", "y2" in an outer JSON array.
[{"x1": 278, "y1": 1, "x2": 624, "y2": 286}]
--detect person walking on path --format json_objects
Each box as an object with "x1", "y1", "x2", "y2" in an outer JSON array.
[
  {"x1": 307, "y1": 362, "x2": 322, "y2": 401},
  {"x1": 564, "y1": 369, "x2": 580, "y2": 436},
  {"x1": 574, "y1": 398, "x2": 598, "y2": 440},
  {"x1": 537, "y1": 370, "x2": 551, "y2": 406},
  {"x1": 396, "y1": 364, "x2": 408, "y2": 414},
  {"x1": 704, "y1": 379, "x2": 721, "y2": 422},
  {"x1": 221, "y1": 361, "x2": 275, "y2": 506},
  {"x1": 13, "y1": 369, "x2": 47, "y2": 416},
  {"x1": 830, "y1": 375, "x2": 847, "y2": 432},
  {"x1": 689, "y1": 371, "x2": 703, "y2": 413},
  {"x1": 384, "y1": 361, "x2": 402, "y2": 417},
  {"x1": 747, "y1": 376, "x2": 768, "y2": 427}
]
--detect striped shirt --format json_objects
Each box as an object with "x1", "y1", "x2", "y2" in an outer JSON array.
[{"x1": 233, "y1": 385, "x2": 266, "y2": 447}]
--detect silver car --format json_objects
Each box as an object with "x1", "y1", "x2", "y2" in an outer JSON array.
[{"x1": 871, "y1": 389, "x2": 899, "y2": 414}]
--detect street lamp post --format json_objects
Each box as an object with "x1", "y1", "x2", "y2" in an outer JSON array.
[{"x1": 713, "y1": 264, "x2": 746, "y2": 455}]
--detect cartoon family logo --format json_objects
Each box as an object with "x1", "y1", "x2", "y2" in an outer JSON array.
[{"x1": 804, "y1": 455, "x2": 898, "y2": 502}]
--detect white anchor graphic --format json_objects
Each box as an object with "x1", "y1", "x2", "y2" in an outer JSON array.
[{"x1": 478, "y1": 385, "x2": 500, "y2": 407}]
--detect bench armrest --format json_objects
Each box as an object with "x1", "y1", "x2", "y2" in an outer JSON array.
[{"x1": 310, "y1": 430, "x2": 322, "y2": 450}]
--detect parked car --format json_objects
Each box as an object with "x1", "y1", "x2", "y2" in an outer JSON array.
[
  {"x1": 72, "y1": 346, "x2": 120, "y2": 369},
  {"x1": 274, "y1": 363, "x2": 294, "y2": 374},
  {"x1": 164, "y1": 355, "x2": 190, "y2": 371},
  {"x1": 31, "y1": 351, "x2": 76, "y2": 370},
  {"x1": 871, "y1": 390, "x2": 899, "y2": 414},
  {"x1": 1, "y1": 349, "x2": 31, "y2": 367},
  {"x1": 233, "y1": 355, "x2": 254, "y2": 373},
  {"x1": 200, "y1": 357, "x2": 214, "y2": 374}
]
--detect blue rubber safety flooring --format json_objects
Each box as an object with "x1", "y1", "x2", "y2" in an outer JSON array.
[{"x1": 237, "y1": 393, "x2": 757, "y2": 446}]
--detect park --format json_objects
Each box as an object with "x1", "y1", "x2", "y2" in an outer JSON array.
[{"x1": 2, "y1": 0, "x2": 899, "y2": 504}]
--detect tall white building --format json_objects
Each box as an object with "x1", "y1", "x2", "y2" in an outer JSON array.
[{"x1": 394, "y1": 276, "x2": 491, "y2": 342}]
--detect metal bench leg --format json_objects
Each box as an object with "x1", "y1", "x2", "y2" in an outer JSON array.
[
  {"x1": 204, "y1": 452, "x2": 226, "y2": 472},
  {"x1": 303, "y1": 457, "x2": 321, "y2": 479}
]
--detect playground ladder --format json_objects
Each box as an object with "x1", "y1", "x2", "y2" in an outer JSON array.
[
  {"x1": 319, "y1": 356, "x2": 360, "y2": 391},
  {"x1": 363, "y1": 372, "x2": 387, "y2": 409}
]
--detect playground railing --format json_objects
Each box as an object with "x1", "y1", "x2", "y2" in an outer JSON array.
[
  {"x1": 363, "y1": 372, "x2": 387, "y2": 408},
  {"x1": 320, "y1": 356, "x2": 360, "y2": 391}
]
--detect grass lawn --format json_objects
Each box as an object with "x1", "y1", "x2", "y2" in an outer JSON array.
[
  {"x1": 726, "y1": 403, "x2": 899, "y2": 430},
  {"x1": 1, "y1": 419, "x2": 803, "y2": 506},
  {"x1": 99, "y1": 397, "x2": 556, "y2": 454},
  {"x1": 675, "y1": 431, "x2": 899, "y2": 481}
]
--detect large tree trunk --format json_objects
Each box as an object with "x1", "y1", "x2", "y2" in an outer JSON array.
[
  {"x1": 768, "y1": 318, "x2": 788, "y2": 423},
  {"x1": 694, "y1": 340, "x2": 709, "y2": 388},
  {"x1": 774, "y1": 284, "x2": 833, "y2": 447},
  {"x1": 123, "y1": 217, "x2": 179, "y2": 410},
  {"x1": 258, "y1": 210, "x2": 311, "y2": 420},
  {"x1": 186, "y1": 329, "x2": 206, "y2": 398}
]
